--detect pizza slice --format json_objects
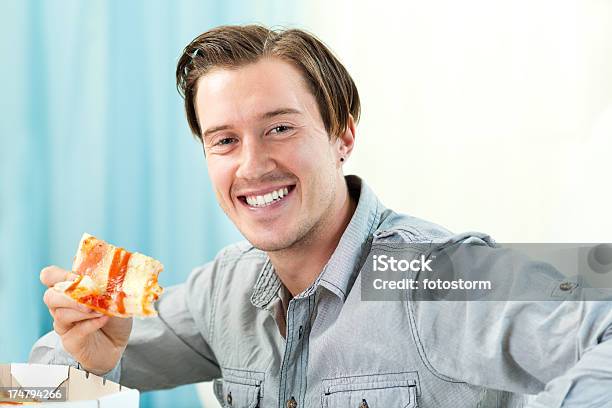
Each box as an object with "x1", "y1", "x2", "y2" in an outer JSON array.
[{"x1": 54, "y1": 233, "x2": 164, "y2": 318}]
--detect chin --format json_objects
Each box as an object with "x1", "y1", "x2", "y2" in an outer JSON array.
[
  {"x1": 242, "y1": 230, "x2": 299, "y2": 252},
  {"x1": 247, "y1": 238, "x2": 294, "y2": 252}
]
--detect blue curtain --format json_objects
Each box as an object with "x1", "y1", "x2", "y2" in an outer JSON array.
[{"x1": 0, "y1": 0, "x2": 298, "y2": 406}]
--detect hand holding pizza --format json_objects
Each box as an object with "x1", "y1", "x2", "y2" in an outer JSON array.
[
  {"x1": 41, "y1": 265, "x2": 133, "y2": 376},
  {"x1": 40, "y1": 233, "x2": 164, "y2": 376}
]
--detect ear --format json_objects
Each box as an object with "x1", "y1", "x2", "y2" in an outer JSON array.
[{"x1": 335, "y1": 114, "x2": 356, "y2": 164}]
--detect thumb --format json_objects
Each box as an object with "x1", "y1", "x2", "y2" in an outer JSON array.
[{"x1": 41, "y1": 266, "x2": 79, "y2": 287}]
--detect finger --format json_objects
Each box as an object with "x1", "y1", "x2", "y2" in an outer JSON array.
[
  {"x1": 43, "y1": 288, "x2": 97, "y2": 314},
  {"x1": 67, "y1": 315, "x2": 109, "y2": 338},
  {"x1": 40, "y1": 266, "x2": 78, "y2": 287},
  {"x1": 53, "y1": 320, "x2": 73, "y2": 336},
  {"x1": 53, "y1": 307, "x2": 103, "y2": 326}
]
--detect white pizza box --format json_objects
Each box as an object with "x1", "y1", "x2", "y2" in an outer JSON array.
[{"x1": 0, "y1": 363, "x2": 139, "y2": 407}]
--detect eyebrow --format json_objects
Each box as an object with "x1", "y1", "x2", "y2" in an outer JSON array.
[
  {"x1": 260, "y1": 108, "x2": 302, "y2": 120},
  {"x1": 202, "y1": 108, "x2": 302, "y2": 140}
]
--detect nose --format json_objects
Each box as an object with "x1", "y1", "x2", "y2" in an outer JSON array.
[{"x1": 235, "y1": 135, "x2": 276, "y2": 180}]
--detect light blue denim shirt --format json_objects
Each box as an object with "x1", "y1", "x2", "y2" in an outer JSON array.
[{"x1": 30, "y1": 176, "x2": 612, "y2": 407}]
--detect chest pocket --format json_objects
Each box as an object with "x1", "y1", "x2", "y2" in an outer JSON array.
[
  {"x1": 321, "y1": 372, "x2": 419, "y2": 408},
  {"x1": 213, "y1": 368, "x2": 265, "y2": 408}
]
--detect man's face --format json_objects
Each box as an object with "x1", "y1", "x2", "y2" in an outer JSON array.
[{"x1": 195, "y1": 57, "x2": 348, "y2": 251}]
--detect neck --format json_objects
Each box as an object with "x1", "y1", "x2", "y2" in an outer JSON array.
[{"x1": 267, "y1": 178, "x2": 357, "y2": 297}]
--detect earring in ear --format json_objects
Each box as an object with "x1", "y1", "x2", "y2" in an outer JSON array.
[{"x1": 340, "y1": 157, "x2": 345, "y2": 162}]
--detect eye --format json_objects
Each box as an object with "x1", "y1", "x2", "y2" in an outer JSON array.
[
  {"x1": 269, "y1": 125, "x2": 293, "y2": 135},
  {"x1": 214, "y1": 137, "x2": 237, "y2": 146}
]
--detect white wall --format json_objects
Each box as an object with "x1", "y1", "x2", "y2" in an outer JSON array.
[
  {"x1": 300, "y1": 0, "x2": 612, "y2": 242},
  {"x1": 198, "y1": 3, "x2": 612, "y2": 405}
]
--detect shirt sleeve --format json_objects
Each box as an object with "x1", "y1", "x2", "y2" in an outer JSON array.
[
  {"x1": 29, "y1": 261, "x2": 222, "y2": 390},
  {"x1": 408, "y1": 234, "x2": 612, "y2": 407},
  {"x1": 526, "y1": 304, "x2": 612, "y2": 407}
]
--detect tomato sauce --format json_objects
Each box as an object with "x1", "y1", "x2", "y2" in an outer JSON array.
[
  {"x1": 105, "y1": 249, "x2": 131, "y2": 314},
  {"x1": 76, "y1": 237, "x2": 107, "y2": 277},
  {"x1": 115, "y1": 291, "x2": 127, "y2": 314},
  {"x1": 77, "y1": 293, "x2": 110, "y2": 310}
]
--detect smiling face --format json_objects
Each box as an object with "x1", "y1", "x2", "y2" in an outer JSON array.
[{"x1": 195, "y1": 57, "x2": 352, "y2": 252}]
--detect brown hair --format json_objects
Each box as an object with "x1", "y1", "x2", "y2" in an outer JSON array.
[{"x1": 176, "y1": 24, "x2": 360, "y2": 141}]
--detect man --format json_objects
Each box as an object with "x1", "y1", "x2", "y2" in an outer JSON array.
[{"x1": 31, "y1": 25, "x2": 612, "y2": 407}]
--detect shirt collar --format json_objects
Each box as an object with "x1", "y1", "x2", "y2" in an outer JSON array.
[{"x1": 250, "y1": 175, "x2": 384, "y2": 308}]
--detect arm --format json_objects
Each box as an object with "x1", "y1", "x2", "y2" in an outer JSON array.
[
  {"x1": 118, "y1": 273, "x2": 221, "y2": 390},
  {"x1": 527, "y1": 302, "x2": 612, "y2": 407},
  {"x1": 408, "y1": 235, "x2": 612, "y2": 406},
  {"x1": 30, "y1": 262, "x2": 221, "y2": 390},
  {"x1": 29, "y1": 330, "x2": 123, "y2": 382}
]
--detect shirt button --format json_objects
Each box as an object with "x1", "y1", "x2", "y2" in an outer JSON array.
[
  {"x1": 226, "y1": 392, "x2": 233, "y2": 406},
  {"x1": 286, "y1": 396, "x2": 297, "y2": 408},
  {"x1": 559, "y1": 282, "x2": 573, "y2": 291},
  {"x1": 359, "y1": 399, "x2": 369, "y2": 408}
]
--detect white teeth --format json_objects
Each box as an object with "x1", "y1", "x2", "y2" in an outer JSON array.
[{"x1": 244, "y1": 186, "x2": 291, "y2": 207}]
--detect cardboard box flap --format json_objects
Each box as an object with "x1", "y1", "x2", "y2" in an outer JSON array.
[
  {"x1": 10, "y1": 363, "x2": 69, "y2": 389},
  {"x1": 1, "y1": 364, "x2": 138, "y2": 407},
  {"x1": 0, "y1": 365, "x2": 12, "y2": 387},
  {"x1": 36, "y1": 402, "x2": 97, "y2": 408},
  {"x1": 67, "y1": 366, "x2": 120, "y2": 401}
]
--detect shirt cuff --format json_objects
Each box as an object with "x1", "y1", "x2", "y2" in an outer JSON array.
[{"x1": 29, "y1": 331, "x2": 122, "y2": 384}]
